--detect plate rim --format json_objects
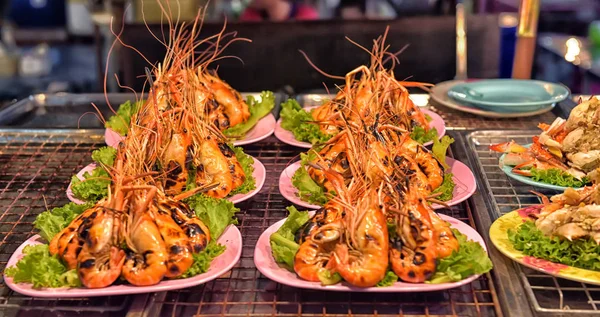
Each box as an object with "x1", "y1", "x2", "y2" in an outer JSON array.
[
  {"x1": 447, "y1": 79, "x2": 570, "y2": 108},
  {"x1": 498, "y1": 147, "x2": 581, "y2": 191},
  {"x1": 4, "y1": 225, "x2": 243, "y2": 297},
  {"x1": 489, "y1": 209, "x2": 600, "y2": 286},
  {"x1": 254, "y1": 213, "x2": 487, "y2": 292},
  {"x1": 278, "y1": 157, "x2": 477, "y2": 210},
  {"x1": 430, "y1": 80, "x2": 556, "y2": 118}
]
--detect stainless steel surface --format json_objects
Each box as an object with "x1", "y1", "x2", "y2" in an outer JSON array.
[{"x1": 465, "y1": 130, "x2": 600, "y2": 314}]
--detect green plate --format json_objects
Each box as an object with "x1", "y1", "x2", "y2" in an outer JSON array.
[
  {"x1": 448, "y1": 79, "x2": 570, "y2": 112},
  {"x1": 498, "y1": 143, "x2": 584, "y2": 191},
  {"x1": 490, "y1": 209, "x2": 600, "y2": 285}
]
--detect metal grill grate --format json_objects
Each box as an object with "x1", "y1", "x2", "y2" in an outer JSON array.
[
  {"x1": 467, "y1": 130, "x2": 600, "y2": 314},
  {"x1": 142, "y1": 135, "x2": 501, "y2": 317},
  {"x1": 0, "y1": 129, "x2": 131, "y2": 317}
]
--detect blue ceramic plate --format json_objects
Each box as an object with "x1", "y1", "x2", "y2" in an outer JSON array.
[
  {"x1": 498, "y1": 145, "x2": 583, "y2": 191},
  {"x1": 448, "y1": 79, "x2": 570, "y2": 112}
]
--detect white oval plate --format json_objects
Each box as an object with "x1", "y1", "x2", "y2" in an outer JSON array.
[
  {"x1": 279, "y1": 158, "x2": 476, "y2": 210},
  {"x1": 67, "y1": 157, "x2": 266, "y2": 205},
  {"x1": 105, "y1": 114, "x2": 276, "y2": 148},
  {"x1": 254, "y1": 213, "x2": 486, "y2": 292},
  {"x1": 274, "y1": 108, "x2": 446, "y2": 148},
  {"x1": 5, "y1": 225, "x2": 242, "y2": 297}
]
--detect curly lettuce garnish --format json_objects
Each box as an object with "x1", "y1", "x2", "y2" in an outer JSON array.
[
  {"x1": 270, "y1": 206, "x2": 310, "y2": 270},
  {"x1": 280, "y1": 99, "x2": 331, "y2": 145},
  {"x1": 185, "y1": 194, "x2": 240, "y2": 240},
  {"x1": 229, "y1": 145, "x2": 256, "y2": 195},
  {"x1": 508, "y1": 220, "x2": 600, "y2": 271},
  {"x1": 224, "y1": 91, "x2": 275, "y2": 137},
  {"x1": 33, "y1": 202, "x2": 94, "y2": 242},
  {"x1": 432, "y1": 134, "x2": 455, "y2": 170},
  {"x1": 427, "y1": 229, "x2": 493, "y2": 283},
  {"x1": 291, "y1": 151, "x2": 330, "y2": 205},
  {"x1": 5, "y1": 245, "x2": 81, "y2": 288},
  {"x1": 410, "y1": 126, "x2": 438, "y2": 144},
  {"x1": 179, "y1": 241, "x2": 226, "y2": 278},
  {"x1": 431, "y1": 173, "x2": 455, "y2": 202},
  {"x1": 70, "y1": 146, "x2": 117, "y2": 202},
  {"x1": 529, "y1": 168, "x2": 589, "y2": 188},
  {"x1": 105, "y1": 100, "x2": 143, "y2": 136}
]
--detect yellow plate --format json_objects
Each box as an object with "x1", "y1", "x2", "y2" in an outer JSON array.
[{"x1": 489, "y1": 207, "x2": 600, "y2": 285}]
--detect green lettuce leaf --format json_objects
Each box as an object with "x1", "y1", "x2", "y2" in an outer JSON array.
[
  {"x1": 5, "y1": 244, "x2": 81, "y2": 288},
  {"x1": 530, "y1": 168, "x2": 589, "y2": 188},
  {"x1": 376, "y1": 271, "x2": 399, "y2": 287},
  {"x1": 33, "y1": 202, "x2": 94, "y2": 242},
  {"x1": 432, "y1": 134, "x2": 455, "y2": 170},
  {"x1": 427, "y1": 229, "x2": 493, "y2": 283},
  {"x1": 105, "y1": 100, "x2": 143, "y2": 136},
  {"x1": 91, "y1": 146, "x2": 117, "y2": 167},
  {"x1": 317, "y1": 269, "x2": 342, "y2": 285},
  {"x1": 270, "y1": 206, "x2": 310, "y2": 270},
  {"x1": 280, "y1": 99, "x2": 331, "y2": 145},
  {"x1": 179, "y1": 240, "x2": 226, "y2": 278},
  {"x1": 431, "y1": 173, "x2": 455, "y2": 202},
  {"x1": 508, "y1": 220, "x2": 600, "y2": 271},
  {"x1": 291, "y1": 151, "x2": 330, "y2": 205},
  {"x1": 410, "y1": 126, "x2": 438, "y2": 144},
  {"x1": 185, "y1": 194, "x2": 239, "y2": 239},
  {"x1": 229, "y1": 145, "x2": 256, "y2": 195},
  {"x1": 224, "y1": 91, "x2": 275, "y2": 137},
  {"x1": 70, "y1": 168, "x2": 111, "y2": 202}
]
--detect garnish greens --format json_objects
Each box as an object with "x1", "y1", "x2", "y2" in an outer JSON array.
[
  {"x1": 280, "y1": 99, "x2": 331, "y2": 145},
  {"x1": 431, "y1": 173, "x2": 455, "y2": 202},
  {"x1": 5, "y1": 245, "x2": 81, "y2": 289},
  {"x1": 34, "y1": 202, "x2": 94, "y2": 241},
  {"x1": 186, "y1": 194, "x2": 240, "y2": 239},
  {"x1": 427, "y1": 229, "x2": 493, "y2": 284},
  {"x1": 229, "y1": 145, "x2": 256, "y2": 195},
  {"x1": 70, "y1": 146, "x2": 117, "y2": 202},
  {"x1": 291, "y1": 151, "x2": 330, "y2": 205},
  {"x1": 317, "y1": 269, "x2": 342, "y2": 285},
  {"x1": 376, "y1": 271, "x2": 399, "y2": 287},
  {"x1": 432, "y1": 134, "x2": 455, "y2": 170},
  {"x1": 179, "y1": 241, "x2": 226, "y2": 278},
  {"x1": 529, "y1": 168, "x2": 589, "y2": 188},
  {"x1": 508, "y1": 220, "x2": 600, "y2": 271},
  {"x1": 410, "y1": 126, "x2": 438, "y2": 144},
  {"x1": 105, "y1": 100, "x2": 143, "y2": 136},
  {"x1": 224, "y1": 91, "x2": 275, "y2": 137},
  {"x1": 270, "y1": 206, "x2": 310, "y2": 270}
]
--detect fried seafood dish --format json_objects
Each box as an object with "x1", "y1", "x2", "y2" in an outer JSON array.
[
  {"x1": 508, "y1": 184, "x2": 600, "y2": 272},
  {"x1": 6, "y1": 10, "x2": 248, "y2": 289},
  {"x1": 491, "y1": 97, "x2": 600, "y2": 188},
  {"x1": 280, "y1": 28, "x2": 438, "y2": 146},
  {"x1": 270, "y1": 116, "x2": 491, "y2": 287}
]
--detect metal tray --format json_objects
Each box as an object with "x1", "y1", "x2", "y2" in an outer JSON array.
[
  {"x1": 465, "y1": 129, "x2": 600, "y2": 315},
  {"x1": 0, "y1": 129, "x2": 501, "y2": 317}
]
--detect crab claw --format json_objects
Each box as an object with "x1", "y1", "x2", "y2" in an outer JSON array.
[{"x1": 490, "y1": 140, "x2": 527, "y2": 153}]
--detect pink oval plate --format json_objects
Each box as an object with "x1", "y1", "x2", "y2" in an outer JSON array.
[
  {"x1": 105, "y1": 114, "x2": 276, "y2": 148},
  {"x1": 254, "y1": 213, "x2": 487, "y2": 292},
  {"x1": 67, "y1": 157, "x2": 266, "y2": 205},
  {"x1": 279, "y1": 157, "x2": 476, "y2": 210},
  {"x1": 274, "y1": 109, "x2": 446, "y2": 148},
  {"x1": 4, "y1": 225, "x2": 242, "y2": 298}
]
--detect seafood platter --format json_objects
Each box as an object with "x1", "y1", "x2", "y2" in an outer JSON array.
[{"x1": 2, "y1": 4, "x2": 599, "y2": 317}]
